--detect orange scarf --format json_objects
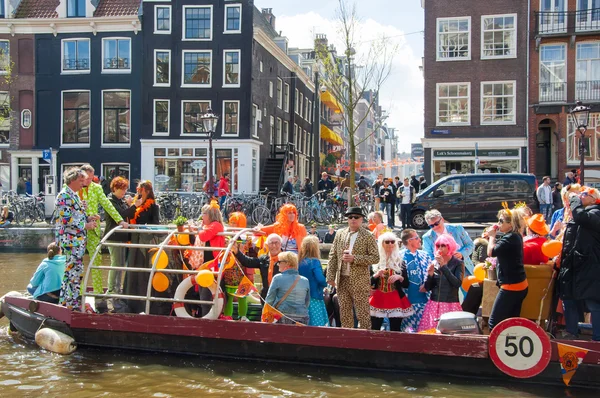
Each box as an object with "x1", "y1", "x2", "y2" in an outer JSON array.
[
  {"x1": 268, "y1": 252, "x2": 280, "y2": 284},
  {"x1": 130, "y1": 199, "x2": 155, "y2": 224}
]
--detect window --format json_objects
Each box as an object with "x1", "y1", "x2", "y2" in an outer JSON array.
[
  {"x1": 67, "y1": 0, "x2": 85, "y2": 18},
  {"x1": 567, "y1": 112, "x2": 600, "y2": 164},
  {"x1": 62, "y1": 39, "x2": 90, "y2": 73},
  {"x1": 270, "y1": 116, "x2": 275, "y2": 145},
  {"x1": 182, "y1": 101, "x2": 211, "y2": 134},
  {"x1": 154, "y1": 100, "x2": 170, "y2": 135},
  {"x1": 481, "y1": 81, "x2": 515, "y2": 124},
  {"x1": 223, "y1": 101, "x2": 239, "y2": 135},
  {"x1": 259, "y1": 61, "x2": 263, "y2": 72},
  {"x1": 224, "y1": 4, "x2": 242, "y2": 33},
  {"x1": 277, "y1": 78, "x2": 283, "y2": 108},
  {"x1": 183, "y1": 6, "x2": 213, "y2": 40},
  {"x1": 540, "y1": 44, "x2": 566, "y2": 102},
  {"x1": 284, "y1": 83, "x2": 290, "y2": 112},
  {"x1": 154, "y1": 5, "x2": 171, "y2": 34},
  {"x1": 481, "y1": 14, "x2": 516, "y2": 59},
  {"x1": 540, "y1": 0, "x2": 567, "y2": 33},
  {"x1": 304, "y1": 97, "x2": 309, "y2": 120},
  {"x1": 0, "y1": 40, "x2": 8, "y2": 74},
  {"x1": 102, "y1": 164, "x2": 130, "y2": 183},
  {"x1": 576, "y1": 42, "x2": 600, "y2": 101},
  {"x1": 276, "y1": 117, "x2": 282, "y2": 145},
  {"x1": 154, "y1": 50, "x2": 170, "y2": 86},
  {"x1": 437, "y1": 17, "x2": 471, "y2": 61},
  {"x1": 436, "y1": 82, "x2": 470, "y2": 125},
  {"x1": 103, "y1": 91, "x2": 131, "y2": 145},
  {"x1": 182, "y1": 50, "x2": 212, "y2": 87},
  {"x1": 0, "y1": 92, "x2": 9, "y2": 145},
  {"x1": 293, "y1": 124, "x2": 298, "y2": 150},
  {"x1": 299, "y1": 93, "x2": 304, "y2": 116},
  {"x1": 269, "y1": 81, "x2": 273, "y2": 97},
  {"x1": 0, "y1": 1, "x2": 4, "y2": 18},
  {"x1": 577, "y1": 0, "x2": 600, "y2": 31},
  {"x1": 62, "y1": 91, "x2": 90, "y2": 145},
  {"x1": 102, "y1": 38, "x2": 131, "y2": 72},
  {"x1": 223, "y1": 50, "x2": 240, "y2": 87},
  {"x1": 252, "y1": 103, "x2": 259, "y2": 138},
  {"x1": 295, "y1": 89, "x2": 299, "y2": 113},
  {"x1": 283, "y1": 121, "x2": 289, "y2": 144},
  {"x1": 308, "y1": 101, "x2": 312, "y2": 123}
]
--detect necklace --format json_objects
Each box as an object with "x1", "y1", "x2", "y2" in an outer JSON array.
[{"x1": 130, "y1": 199, "x2": 154, "y2": 224}]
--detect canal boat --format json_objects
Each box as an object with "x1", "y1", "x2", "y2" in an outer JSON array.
[{"x1": 2, "y1": 225, "x2": 599, "y2": 389}]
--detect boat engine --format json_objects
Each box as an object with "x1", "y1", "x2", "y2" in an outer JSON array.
[{"x1": 436, "y1": 311, "x2": 481, "y2": 335}]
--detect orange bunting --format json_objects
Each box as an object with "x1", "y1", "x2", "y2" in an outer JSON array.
[
  {"x1": 558, "y1": 343, "x2": 588, "y2": 386},
  {"x1": 232, "y1": 276, "x2": 258, "y2": 298},
  {"x1": 261, "y1": 303, "x2": 283, "y2": 323},
  {"x1": 418, "y1": 328, "x2": 438, "y2": 334}
]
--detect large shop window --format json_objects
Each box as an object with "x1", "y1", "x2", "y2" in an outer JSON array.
[
  {"x1": 223, "y1": 101, "x2": 239, "y2": 135},
  {"x1": 437, "y1": 17, "x2": 471, "y2": 61},
  {"x1": 216, "y1": 148, "x2": 238, "y2": 192},
  {"x1": 182, "y1": 101, "x2": 210, "y2": 135},
  {"x1": 437, "y1": 82, "x2": 470, "y2": 125},
  {"x1": 182, "y1": 50, "x2": 212, "y2": 87},
  {"x1": 102, "y1": 163, "x2": 130, "y2": 182},
  {"x1": 481, "y1": 81, "x2": 515, "y2": 124},
  {"x1": 154, "y1": 50, "x2": 170, "y2": 86},
  {"x1": 568, "y1": 112, "x2": 600, "y2": 163},
  {"x1": 184, "y1": 6, "x2": 212, "y2": 40},
  {"x1": 0, "y1": 91, "x2": 8, "y2": 145},
  {"x1": 102, "y1": 91, "x2": 131, "y2": 145},
  {"x1": 62, "y1": 91, "x2": 90, "y2": 145},
  {"x1": 103, "y1": 38, "x2": 131, "y2": 72},
  {"x1": 62, "y1": 39, "x2": 90, "y2": 72}
]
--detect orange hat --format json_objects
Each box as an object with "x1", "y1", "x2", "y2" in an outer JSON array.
[{"x1": 527, "y1": 214, "x2": 550, "y2": 236}]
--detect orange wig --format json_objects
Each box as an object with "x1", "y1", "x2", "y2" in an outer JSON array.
[
  {"x1": 229, "y1": 212, "x2": 247, "y2": 228},
  {"x1": 262, "y1": 203, "x2": 306, "y2": 246}
]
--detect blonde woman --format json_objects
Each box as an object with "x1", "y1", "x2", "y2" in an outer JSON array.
[
  {"x1": 298, "y1": 236, "x2": 328, "y2": 326},
  {"x1": 265, "y1": 251, "x2": 310, "y2": 324}
]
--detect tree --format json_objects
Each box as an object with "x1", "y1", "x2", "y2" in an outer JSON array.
[{"x1": 316, "y1": 0, "x2": 396, "y2": 205}]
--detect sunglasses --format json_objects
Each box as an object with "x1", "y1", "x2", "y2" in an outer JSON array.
[
  {"x1": 383, "y1": 240, "x2": 396, "y2": 245},
  {"x1": 428, "y1": 220, "x2": 442, "y2": 228},
  {"x1": 347, "y1": 215, "x2": 362, "y2": 220},
  {"x1": 435, "y1": 244, "x2": 447, "y2": 248},
  {"x1": 580, "y1": 192, "x2": 590, "y2": 198},
  {"x1": 408, "y1": 236, "x2": 421, "y2": 241}
]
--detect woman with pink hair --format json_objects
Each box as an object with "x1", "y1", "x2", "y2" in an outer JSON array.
[{"x1": 417, "y1": 234, "x2": 465, "y2": 331}]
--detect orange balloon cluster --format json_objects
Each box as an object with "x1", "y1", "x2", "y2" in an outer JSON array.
[
  {"x1": 462, "y1": 263, "x2": 486, "y2": 291},
  {"x1": 542, "y1": 240, "x2": 563, "y2": 258}
]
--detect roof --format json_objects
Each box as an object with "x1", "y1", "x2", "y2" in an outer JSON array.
[{"x1": 14, "y1": 0, "x2": 140, "y2": 19}]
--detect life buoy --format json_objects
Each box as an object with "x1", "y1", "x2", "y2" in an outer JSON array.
[{"x1": 173, "y1": 275, "x2": 224, "y2": 319}]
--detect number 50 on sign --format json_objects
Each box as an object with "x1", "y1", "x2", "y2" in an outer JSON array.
[{"x1": 489, "y1": 318, "x2": 552, "y2": 379}]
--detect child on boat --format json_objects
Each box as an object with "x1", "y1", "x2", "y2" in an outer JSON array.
[{"x1": 27, "y1": 242, "x2": 66, "y2": 304}]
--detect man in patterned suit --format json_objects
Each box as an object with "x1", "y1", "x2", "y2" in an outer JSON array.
[{"x1": 327, "y1": 207, "x2": 379, "y2": 329}]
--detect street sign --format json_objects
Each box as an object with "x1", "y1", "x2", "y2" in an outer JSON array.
[
  {"x1": 489, "y1": 318, "x2": 552, "y2": 379},
  {"x1": 190, "y1": 160, "x2": 206, "y2": 170},
  {"x1": 42, "y1": 150, "x2": 52, "y2": 164}
]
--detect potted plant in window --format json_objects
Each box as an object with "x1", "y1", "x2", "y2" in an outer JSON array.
[{"x1": 484, "y1": 257, "x2": 497, "y2": 281}]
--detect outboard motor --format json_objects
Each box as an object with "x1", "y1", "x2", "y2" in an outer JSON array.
[{"x1": 436, "y1": 311, "x2": 481, "y2": 335}]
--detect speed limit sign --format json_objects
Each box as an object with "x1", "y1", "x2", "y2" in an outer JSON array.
[{"x1": 489, "y1": 318, "x2": 552, "y2": 378}]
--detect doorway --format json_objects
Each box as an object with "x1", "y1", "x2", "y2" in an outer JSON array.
[{"x1": 536, "y1": 128, "x2": 551, "y2": 178}]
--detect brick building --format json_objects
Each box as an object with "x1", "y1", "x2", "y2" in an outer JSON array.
[{"x1": 422, "y1": 0, "x2": 528, "y2": 183}]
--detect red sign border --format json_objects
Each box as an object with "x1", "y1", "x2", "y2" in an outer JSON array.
[{"x1": 489, "y1": 318, "x2": 552, "y2": 378}]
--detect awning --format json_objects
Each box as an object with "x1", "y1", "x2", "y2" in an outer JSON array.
[
  {"x1": 321, "y1": 91, "x2": 342, "y2": 113},
  {"x1": 321, "y1": 124, "x2": 344, "y2": 146}
]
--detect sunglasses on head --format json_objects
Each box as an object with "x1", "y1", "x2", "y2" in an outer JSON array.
[
  {"x1": 428, "y1": 220, "x2": 442, "y2": 228},
  {"x1": 435, "y1": 243, "x2": 447, "y2": 248},
  {"x1": 383, "y1": 240, "x2": 396, "y2": 245},
  {"x1": 347, "y1": 215, "x2": 362, "y2": 220}
]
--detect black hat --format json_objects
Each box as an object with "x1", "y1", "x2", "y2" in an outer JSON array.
[{"x1": 344, "y1": 206, "x2": 366, "y2": 218}]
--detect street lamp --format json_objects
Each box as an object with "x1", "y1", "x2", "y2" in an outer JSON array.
[
  {"x1": 569, "y1": 101, "x2": 592, "y2": 185},
  {"x1": 195, "y1": 108, "x2": 219, "y2": 198}
]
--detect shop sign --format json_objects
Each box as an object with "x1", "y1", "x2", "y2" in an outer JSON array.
[
  {"x1": 411, "y1": 143, "x2": 424, "y2": 158},
  {"x1": 434, "y1": 150, "x2": 474, "y2": 157},
  {"x1": 478, "y1": 149, "x2": 519, "y2": 157},
  {"x1": 155, "y1": 174, "x2": 170, "y2": 183},
  {"x1": 433, "y1": 149, "x2": 519, "y2": 157},
  {"x1": 190, "y1": 160, "x2": 206, "y2": 170}
]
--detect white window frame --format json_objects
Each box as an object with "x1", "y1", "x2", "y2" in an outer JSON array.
[
  {"x1": 269, "y1": 81, "x2": 273, "y2": 98},
  {"x1": 308, "y1": 100, "x2": 312, "y2": 123},
  {"x1": 295, "y1": 89, "x2": 299, "y2": 113},
  {"x1": 154, "y1": 49, "x2": 171, "y2": 87},
  {"x1": 276, "y1": 117, "x2": 282, "y2": 145},
  {"x1": 182, "y1": 5, "x2": 213, "y2": 41},
  {"x1": 436, "y1": 16, "x2": 471, "y2": 61},
  {"x1": 304, "y1": 97, "x2": 309, "y2": 120},
  {"x1": 269, "y1": 115, "x2": 275, "y2": 145},
  {"x1": 154, "y1": 5, "x2": 172, "y2": 35},
  {"x1": 481, "y1": 14, "x2": 517, "y2": 60},
  {"x1": 101, "y1": 89, "x2": 131, "y2": 148},
  {"x1": 222, "y1": 100, "x2": 240, "y2": 137},
  {"x1": 277, "y1": 78, "x2": 283, "y2": 109},
  {"x1": 299, "y1": 93, "x2": 304, "y2": 117},
  {"x1": 480, "y1": 81, "x2": 516, "y2": 125},
  {"x1": 181, "y1": 100, "x2": 212, "y2": 136},
  {"x1": 252, "y1": 103, "x2": 259, "y2": 138},
  {"x1": 153, "y1": 99, "x2": 170, "y2": 136},
  {"x1": 224, "y1": 3, "x2": 242, "y2": 34},
  {"x1": 436, "y1": 82, "x2": 471, "y2": 126},
  {"x1": 222, "y1": 49, "x2": 241, "y2": 88},
  {"x1": 539, "y1": 43, "x2": 567, "y2": 103},
  {"x1": 293, "y1": 124, "x2": 298, "y2": 150},
  {"x1": 284, "y1": 83, "x2": 290, "y2": 113},
  {"x1": 101, "y1": 162, "x2": 131, "y2": 184},
  {"x1": 61, "y1": 38, "x2": 90, "y2": 75},
  {"x1": 60, "y1": 89, "x2": 91, "y2": 148},
  {"x1": 101, "y1": 37, "x2": 132, "y2": 74},
  {"x1": 181, "y1": 49, "x2": 212, "y2": 88}
]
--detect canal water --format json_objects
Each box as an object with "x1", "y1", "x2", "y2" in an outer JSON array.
[{"x1": 0, "y1": 252, "x2": 594, "y2": 397}]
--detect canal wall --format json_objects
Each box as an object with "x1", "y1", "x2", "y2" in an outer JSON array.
[{"x1": 0, "y1": 227, "x2": 54, "y2": 252}]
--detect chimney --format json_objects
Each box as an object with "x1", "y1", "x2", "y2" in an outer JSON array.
[
  {"x1": 262, "y1": 8, "x2": 276, "y2": 30},
  {"x1": 314, "y1": 33, "x2": 328, "y2": 50}
]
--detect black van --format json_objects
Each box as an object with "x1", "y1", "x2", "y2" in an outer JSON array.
[{"x1": 410, "y1": 173, "x2": 537, "y2": 229}]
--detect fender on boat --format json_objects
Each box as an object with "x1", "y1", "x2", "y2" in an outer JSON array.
[
  {"x1": 0, "y1": 291, "x2": 24, "y2": 319},
  {"x1": 35, "y1": 328, "x2": 77, "y2": 355},
  {"x1": 173, "y1": 276, "x2": 224, "y2": 319}
]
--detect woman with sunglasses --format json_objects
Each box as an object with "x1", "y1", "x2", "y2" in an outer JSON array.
[
  {"x1": 370, "y1": 232, "x2": 413, "y2": 331},
  {"x1": 486, "y1": 207, "x2": 527, "y2": 330},
  {"x1": 418, "y1": 234, "x2": 464, "y2": 332},
  {"x1": 422, "y1": 209, "x2": 474, "y2": 276}
]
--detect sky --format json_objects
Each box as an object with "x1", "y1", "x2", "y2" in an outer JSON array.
[{"x1": 254, "y1": 0, "x2": 425, "y2": 153}]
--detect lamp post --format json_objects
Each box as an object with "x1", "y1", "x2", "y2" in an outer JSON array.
[
  {"x1": 569, "y1": 101, "x2": 591, "y2": 185},
  {"x1": 194, "y1": 108, "x2": 219, "y2": 198}
]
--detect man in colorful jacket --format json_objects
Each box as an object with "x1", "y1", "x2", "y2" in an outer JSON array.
[{"x1": 80, "y1": 164, "x2": 128, "y2": 294}]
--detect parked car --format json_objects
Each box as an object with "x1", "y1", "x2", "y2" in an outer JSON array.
[{"x1": 410, "y1": 173, "x2": 537, "y2": 229}]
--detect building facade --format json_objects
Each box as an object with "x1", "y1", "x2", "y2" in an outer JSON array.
[
  {"x1": 529, "y1": 0, "x2": 600, "y2": 186},
  {"x1": 422, "y1": 0, "x2": 529, "y2": 183}
]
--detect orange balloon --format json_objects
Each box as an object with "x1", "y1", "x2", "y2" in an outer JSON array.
[
  {"x1": 152, "y1": 272, "x2": 169, "y2": 292},
  {"x1": 542, "y1": 240, "x2": 563, "y2": 258},
  {"x1": 151, "y1": 250, "x2": 169, "y2": 269},
  {"x1": 461, "y1": 275, "x2": 479, "y2": 292},
  {"x1": 177, "y1": 233, "x2": 190, "y2": 246},
  {"x1": 473, "y1": 264, "x2": 486, "y2": 282}
]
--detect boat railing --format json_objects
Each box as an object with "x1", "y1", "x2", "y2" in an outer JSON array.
[{"x1": 82, "y1": 224, "x2": 260, "y2": 315}]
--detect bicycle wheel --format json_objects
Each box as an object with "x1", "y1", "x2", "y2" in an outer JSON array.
[
  {"x1": 21, "y1": 209, "x2": 35, "y2": 226},
  {"x1": 252, "y1": 206, "x2": 271, "y2": 225}
]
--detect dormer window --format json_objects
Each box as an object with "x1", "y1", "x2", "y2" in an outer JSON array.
[
  {"x1": 67, "y1": 0, "x2": 86, "y2": 18},
  {"x1": 0, "y1": 1, "x2": 5, "y2": 18}
]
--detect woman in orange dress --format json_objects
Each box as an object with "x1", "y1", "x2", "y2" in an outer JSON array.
[{"x1": 258, "y1": 203, "x2": 307, "y2": 253}]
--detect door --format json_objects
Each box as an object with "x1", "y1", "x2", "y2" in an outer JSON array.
[
  {"x1": 426, "y1": 177, "x2": 465, "y2": 222},
  {"x1": 541, "y1": 0, "x2": 566, "y2": 32},
  {"x1": 39, "y1": 165, "x2": 50, "y2": 194},
  {"x1": 536, "y1": 128, "x2": 551, "y2": 178}
]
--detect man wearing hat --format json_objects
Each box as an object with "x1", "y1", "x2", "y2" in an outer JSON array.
[
  {"x1": 523, "y1": 214, "x2": 550, "y2": 265},
  {"x1": 326, "y1": 207, "x2": 379, "y2": 329}
]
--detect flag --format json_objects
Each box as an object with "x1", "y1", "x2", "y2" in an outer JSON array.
[
  {"x1": 232, "y1": 276, "x2": 258, "y2": 298},
  {"x1": 261, "y1": 303, "x2": 283, "y2": 323},
  {"x1": 557, "y1": 343, "x2": 588, "y2": 386}
]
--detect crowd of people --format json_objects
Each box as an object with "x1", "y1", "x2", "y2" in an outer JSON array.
[{"x1": 25, "y1": 166, "x2": 599, "y2": 341}]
